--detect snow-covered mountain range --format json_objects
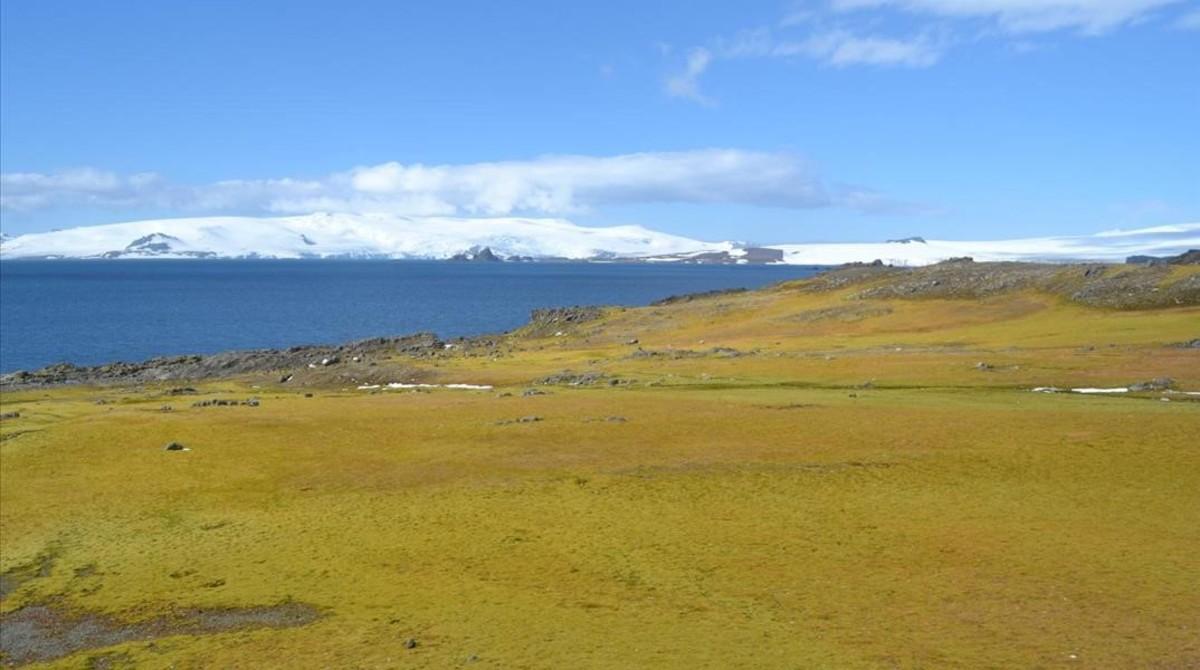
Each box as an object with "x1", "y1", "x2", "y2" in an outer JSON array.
[
  {"x1": 0, "y1": 213, "x2": 1196, "y2": 266},
  {"x1": 0, "y1": 214, "x2": 731, "y2": 261}
]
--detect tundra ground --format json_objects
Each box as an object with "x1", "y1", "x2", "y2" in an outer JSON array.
[{"x1": 2, "y1": 262, "x2": 1198, "y2": 668}]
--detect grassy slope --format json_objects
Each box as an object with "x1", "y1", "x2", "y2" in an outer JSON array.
[{"x1": 2, "y1": 267, "x2": 1198, "y2": 669}]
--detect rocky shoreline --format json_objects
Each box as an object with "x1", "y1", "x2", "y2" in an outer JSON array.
[
  {"x1": 0, "y1": 333, "x2": 445, "y2": 389},
  {"x1": 3, "y1": 259, "x2": 1197, "y2": 390},
  {"x1": 0, "y1": 306, "x2": 609, "y2": 390}
]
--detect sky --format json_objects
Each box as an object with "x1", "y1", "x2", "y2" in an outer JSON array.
[{"x1": 1, "y1": 0, "x2": 1198, "y2": 243}]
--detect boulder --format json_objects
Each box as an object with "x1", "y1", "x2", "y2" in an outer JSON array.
[{"x1": 1129, "y1": 378, "x2": 1174, "y2": 392}]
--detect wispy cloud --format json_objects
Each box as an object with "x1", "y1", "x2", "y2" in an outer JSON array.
[
  {"x1": 664, "y1": 48, "x2": 715, "y2": 104},
  {"x1": 830, "y1": 0, "x2": 1188, "y2": 35},
  {"x1": 665, "y1": 0, "x2": 1190, "y2": 103},
  {"x1": 779, "y1": 30, "x2": 945, "y2": 67},
  {"x1": 664, "y1": 25, "x2": 943, "y2": 103},
  {"x1": 0, "y1": 150, "x2": 920, "y2": 217}
]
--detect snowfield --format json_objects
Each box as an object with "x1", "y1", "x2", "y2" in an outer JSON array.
[
  {"x1": 768, "y1": 224, "x2": 1200, "y2": 265},
  {"x1": 0, "y1": 213, "x2": 1196, "y2": 265},
  {"x1": 0, "y1": 214, "x2": 732, "y2": 261}
]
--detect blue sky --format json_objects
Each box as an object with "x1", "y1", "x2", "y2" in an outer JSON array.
[{"x1": 1, "y1": 0, "x2": 1197, "y2": 243}]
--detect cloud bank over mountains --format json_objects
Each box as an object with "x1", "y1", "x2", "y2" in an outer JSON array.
[{"x1": 0, "y1": 150, "x2": 910, "y2": 219}]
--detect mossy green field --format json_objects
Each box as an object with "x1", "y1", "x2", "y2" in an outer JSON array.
[{"x1": 2, "y1": 266, "x2": 1198, "y2": 668}]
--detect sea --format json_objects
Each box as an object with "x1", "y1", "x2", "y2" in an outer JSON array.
[{"x1": 0, "y1": 260, "x2": 825, "y2": 373}]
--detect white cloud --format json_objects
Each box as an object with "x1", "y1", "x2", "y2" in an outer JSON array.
[
  {"x1": 1, "y1": 169, "x2": 167, "y2": 210},
  {"x1": 779, "y1": 30, "x2": 944, "y2": 66},
  {"x1": 0, "y1": 150, "x2": 914, "y2": 217},
  {"x1": 830, "y1": 0, "x2": 1187, "y2": 34},
  {"x1": 664, "y1": 48, "x2": 715, "y2": 104}
]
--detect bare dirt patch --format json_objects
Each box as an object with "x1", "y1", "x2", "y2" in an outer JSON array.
[{"x1": 0, "y1": 600, "x2": 322, "y2": 666}]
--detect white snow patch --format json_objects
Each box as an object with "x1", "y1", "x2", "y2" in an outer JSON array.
[
  {"x1": 1032, "y1": 386, "x2": 1133, "y2": 394},
  {"x1": 358, "y1": 382, "x2": 493, "y2": 391}
]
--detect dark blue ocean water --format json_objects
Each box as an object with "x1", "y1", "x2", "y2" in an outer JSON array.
[{"x1": 0, "y1": 260, "x2": 824, "y2": 372}]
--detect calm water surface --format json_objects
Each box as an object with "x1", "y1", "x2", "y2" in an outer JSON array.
[{"x1": 0, "y1": 260, "x2": 824, "y2": 372}]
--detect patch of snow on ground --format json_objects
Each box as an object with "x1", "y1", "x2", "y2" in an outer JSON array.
[{"x1": 358, "y1": 382, "x2": 493, "y2": 391}]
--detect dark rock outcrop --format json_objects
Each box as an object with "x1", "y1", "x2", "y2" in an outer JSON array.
[
  {"x1": 790, "y1": 260, "x2": 1200, "y2": 309},
  {"x1": 449, "y1": 246, "x2": 502, "y2": 262},
  {"x1": 1126, "y1": 249, "x2": 1200, "y2": 266}
]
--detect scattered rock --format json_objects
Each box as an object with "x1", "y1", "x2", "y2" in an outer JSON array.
[
  {"x1": 1127, "y1": 249, "x2": 1200, "y2": 265},
  {"x1": 1129, "y1": 377, "x2": 1174, "y2": 392},
  {"x1": 1, "y1": 333, "x2": 443, "y2": 389},
  {"x1": 163, "y1": 442, "x2": 187, "y2": 451},
  {"x1": 0, "y1": 411, "x2": 19, "y2": 420},
  {"x1": 975, "y1": 362, "x2": 993, "y2": 371},
  {"x1": 625, "y1": 338, "x2": 639, "y2": 345},
  {"x1": 651, "y1": 288, "x2": 747, "y2": 306},
  {"x1": 803, "y1": 260, "x2": 1200, "y2": 310},
  {"x1": 521, "y1": 388, "x2": 548, "y2": 397},
  {"x1": 495, "y1": 416, "x2": 543, "y2": 425},
  {"x1": 191, "y1": 398, "x2": 260, "y2": 408},
  {"x1": 519, "y1": 306, "x2": 604, "y2": 338},
  {"x1": 536, "y1": 371, "x2": 606, "y2": 386},
  {"x1": 403, "y1": 638, "x2": 418, "y2": 649}
]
